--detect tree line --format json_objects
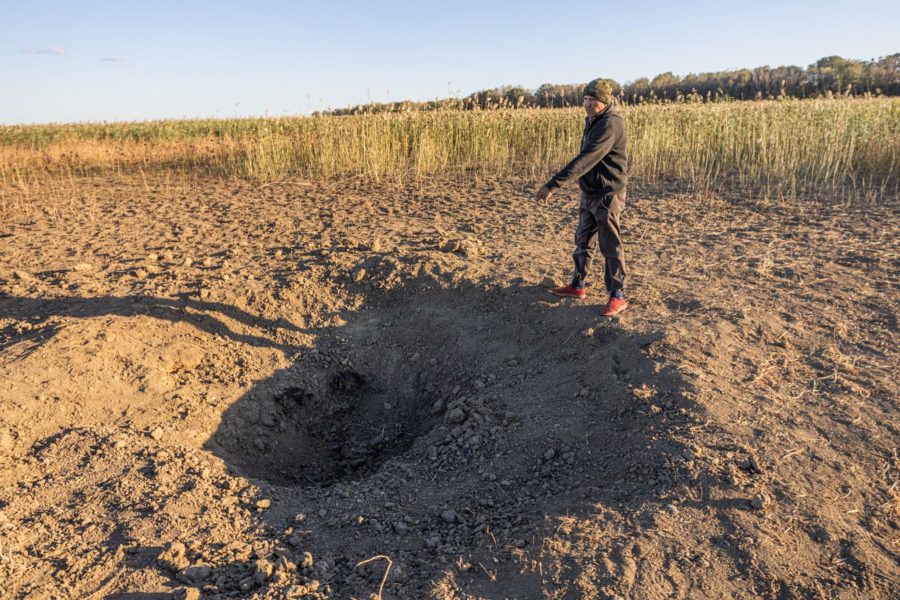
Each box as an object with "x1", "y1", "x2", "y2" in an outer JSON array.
[{"x1": 323, "y1": 54, "x2": 899, "y2": 115}]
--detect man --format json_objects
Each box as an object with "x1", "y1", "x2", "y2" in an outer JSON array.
[{"x1": 536, "y1": 78, "x2": 628, "y2": 317}]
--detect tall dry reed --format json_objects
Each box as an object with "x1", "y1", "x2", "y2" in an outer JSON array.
[{"x1": 1, "y1": 98, "x2": 897, "y2": 199}]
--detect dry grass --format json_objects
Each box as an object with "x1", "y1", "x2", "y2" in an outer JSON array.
[{"x1": 1, "y1": 98, "x2": 897, "y2": 200}]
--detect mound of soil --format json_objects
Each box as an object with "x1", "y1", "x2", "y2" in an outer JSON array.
[{"x1": 0, "y1": 174, "x2": 896, "y2": 599}]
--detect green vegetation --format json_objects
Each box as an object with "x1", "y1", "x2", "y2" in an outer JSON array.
[
  {"x1": 2, "y1": 98, "x2": 897, "y2": 200},
  {"x1": 325, "y1": 54, "x2": 900, "y2": 115}
]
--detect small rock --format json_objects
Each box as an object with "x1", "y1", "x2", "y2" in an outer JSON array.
[
  {"x1": 150, "y1": 427, "x2": 164, "y2": 440},
  {"x1": 745, "y1": 457, "x2": 764, "y2": 474},
  {"x1": 173, "y1": 587, "x2": 201, "y2": 600},
  {"x1": 541, "y1": 276, "x2": 556, "y2": 288},
  {"x1": 750, "y1": 492, "x2": 770, "y2": 510},
  {"x1": 543, "y1": 448, "x2": 556, "y2": 461},
  {"x1": 12, "y1": 270, "x2": 35, "y2": 282},
  {"x1": 157, "y1": 542, "x2": 189, "y2": 571},
  {"x1": 446, "y1": 408, "x2": 466, "y2": 424},
  {"x1": 351, "y1": 268, "x2": 366, "y2": 283},
  {"x1": 274, "y1": 555, "x2": 296, "y2": 573},
  {"x1": 294, "y1": 512, "x2": 307, "y2": 523},
  {"x1": 393, "y1": 521, "x2": 409, "y2": 535},
  {"x1": 255, "y1": 498, "x2": 271, "y2": 510},
  {"x1": 650, "y1": 405, "x2": 662, "y2": 415},
  {"x1": 583, "y1": 327, "x2": 595, "y2": 337},
  {"x1": 260, "y1": 410, "x2": 276, "y2": 427},
  {"x1": 285, "y1": 584, "x2": 309, "y2": 598},
  {"x1": 73, "y1": 262, "x2": 95, "y2": 273},
  {"x1": 254, "y1": 558, "x2": 274, "y2": 583},
  {"x1": 441, "y1": 510, "x2": 457, "y2": 524},
  {"x1": 177, "y1": 565, "x2": 211, "y2": 585},
  {"x1": 459, "y1": 240, "x2": 479, "y2": 257}
]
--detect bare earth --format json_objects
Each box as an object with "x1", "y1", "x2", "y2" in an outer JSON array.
[{"x1": 0, "y1": 174, "x2": 897, "y2": 599}]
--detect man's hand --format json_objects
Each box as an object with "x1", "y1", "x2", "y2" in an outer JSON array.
[{"x1": 535, "y1": 184, "x2": 553, "y2": 202}]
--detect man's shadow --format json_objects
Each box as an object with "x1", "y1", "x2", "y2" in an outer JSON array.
[
  {"x1": 0, "y1": 277, "x2": 731, "y2": 598},
  {"x1": 197, "y1": 276, "x2": 721, "y2": 598}
]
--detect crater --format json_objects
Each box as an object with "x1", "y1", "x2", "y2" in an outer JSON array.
[{"x1": 212, "y1": 364, "x2": 441, "y2": 486}]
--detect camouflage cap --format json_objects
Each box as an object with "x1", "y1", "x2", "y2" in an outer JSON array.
[{"x1": 583, "y1": 79, "x2": 612, "y2": 104}]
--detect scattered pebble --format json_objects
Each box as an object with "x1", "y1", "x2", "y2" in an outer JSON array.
[
  {"x1": 173, "y1": 587, "x2": 200, "y2": 600},
  {"x1": 446, "y1": 408, "x2": 466, "y2": 424},
  {"x1": 157, "y1": 542, "x2": 189, "y2": 572},
  {"x1": 750, "y1": 492, "x2": 771, "y2": 510},
  {"x1": 442, "y1": 239, "x2": 462, "y2": 253}
]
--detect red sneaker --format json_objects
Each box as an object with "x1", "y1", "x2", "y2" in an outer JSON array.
[
  {"x1": 601, "y1": 296, "x2": 628, "y2": 316},
  {"x1": 550, "y1": 284, "x2": 586, "y2": 300}
]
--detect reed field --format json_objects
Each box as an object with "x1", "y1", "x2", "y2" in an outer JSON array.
[{"x1": 2, "y1": 97, "x2": 898, "y2": 199}]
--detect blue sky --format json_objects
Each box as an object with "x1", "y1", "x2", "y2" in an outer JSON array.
[{"x1": 1, "y1": 0, "x2": 897, "y2": 124}]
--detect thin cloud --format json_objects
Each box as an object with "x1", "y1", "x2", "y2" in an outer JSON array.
[
  {"x1": 99, "y1": 57, "x2": 124, "y2": 63},
  {"x1": 23, "y1": 47, "x2": 67, "y2": 56}
]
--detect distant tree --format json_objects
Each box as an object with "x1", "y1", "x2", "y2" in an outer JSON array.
[{"x1": 321, "y1": 54, "x2": 900, "y2": 115}]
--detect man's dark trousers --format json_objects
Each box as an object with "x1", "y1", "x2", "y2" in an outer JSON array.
[{"x1": 572, "y1": 191, "x2": 626, "y2": 294}]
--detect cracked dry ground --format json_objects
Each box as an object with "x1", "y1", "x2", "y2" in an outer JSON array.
[{"x1": 0, "y1": 174, "x2": 897, "y2": 599}]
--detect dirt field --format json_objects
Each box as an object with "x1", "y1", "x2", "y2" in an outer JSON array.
[{"x1": 0, "y1": 174, "x2": 897, "y2": 599}]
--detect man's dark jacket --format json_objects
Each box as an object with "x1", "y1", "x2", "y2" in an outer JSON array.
[{"x1": 545, "y1": 104, "x2": 627, "y2": 198}]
